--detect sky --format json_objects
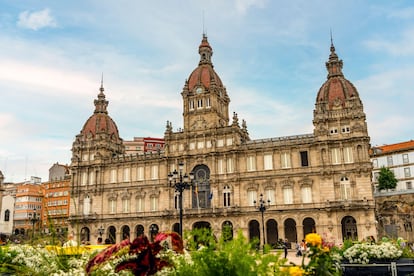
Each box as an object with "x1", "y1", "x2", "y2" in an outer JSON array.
[{"x1": 0, "y1": 0, "x2": 413, "y2": 183}]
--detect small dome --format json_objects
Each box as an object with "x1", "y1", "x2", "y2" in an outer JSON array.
[
  {"x1": 187, "y1": 34, "x2": 224, "y2": 91},
  {"x1": 80, "y1": 84, "x2": 120, "y2": 140},
  {"x1": 188, "y1": 65, "x2": 223, "y2": 91},
  {"x1": 316, "y1": 42, "x2": 359, "y2": 109}
]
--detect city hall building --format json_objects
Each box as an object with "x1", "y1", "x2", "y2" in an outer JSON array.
[{"x1": 69, "y1": 35, "x2": 375, "y2": 247}]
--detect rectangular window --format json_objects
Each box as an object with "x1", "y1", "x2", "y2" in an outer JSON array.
[
  {"x1": 387, "y1": 156, "x2": 393, "y2": 166},
  {"x1": 110, "y1": 169, "x2": 117, "y2": 183},
  {"x1": 137, "y1": 167, "x2": 144, "y2": 180},
  {"x1": 403, "y1": 154, "x2": 409, "y2": 164},
  {"x1": 340, "y1": 183, "x2": 351, "y2": 200},
  {"x1": 281, "y1": 153, "x2": 291, "y2": 169},
  {"x1": 283, "y1": 187, "x2": 293, "y2": 204},
  {"x1": 122, "y1": 198, "x2": 129, "y2": 213},
  {"x1": 224, "y1": 193, "x2": 231, "y2": 207},
  {"x1": 265, "y1": 189, "x2": 274, "y2": 205},
  {"x1": 226, "y1": 138, "x2": 233, "y2": 146},
  {"x1": 197, "y1": 99, "x2": 203, "y2": 108},
  {"x1": 109, "y1": 199, "x2": 116, "y2": 214},
  {"x1": 136, "y1": 198, "x2": 144, "y2": 212},
  {"x1": 197, "y1": 141, "x2": 204, "y2": 149},
  {"x1": 372, "y1": 159, "x2": 378, "y2": 168},
  {"x1": 151, "y1": 165, "x2": 158, "y2": 180},
  {"x1": 206, "y1": 98, "x2": 211, "y2": 108},
  {"x1": 150, "y1": 197, "x2": 157, "y2": 211},
  {"x1": 247, "y1": 156, "x2": 256, "y2": 171},
  {"x1": 301, "y1": 186, "x2": 312, "y2": 203},
  {"x1": 374, "y1": 172, "x2": 380, "y2": 181},
  {"x1": 123, "y1": 168, "x2": 130, "y2": 182},
  {"x1": 217, "y1": 159, "x2": 224, "y2": 174},
  {"x1": 81, "y1": 172, "x2": 88, "y2": 185},
  {"x1": 300, "y1": 151, "x2": 309, "y2": 167},
  {"x1": 332, "y1": 148, "x2": 341, "y2": 164},
  {"x1": 407, "y1": 182, "x2": 412, "y2": 190},
  {"x1": 247, "y1": 190, "x2": 257, "y2": 206},
  {"x1": 89, "y1": 172, "x2": 95, "y2": 185},
  {"x1": 343, "y1": 147, "x2": 354, "y2": 163},
  {"x1": 404, "y1": 167, "x2": 411, "y2": 178},
  {"x1": 264, "y1": 154, "x2": 273, "y2": 170},
  {"x1": 189, "y1": 142, "x2": 195, "y2": 150},
  {"x1": 227, "y1": 158, "x2": 234, "y2": 173},
  {"x1": 217, "y1": 139, "x2": 224, "y2": 147},
  {"x1": 189, "y1": 100, "x2": 195, "y2": 110}
]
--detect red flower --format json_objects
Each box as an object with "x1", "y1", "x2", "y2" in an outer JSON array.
[{"x1": 86, "y1": 232, "x2": 184, "y2": 275}]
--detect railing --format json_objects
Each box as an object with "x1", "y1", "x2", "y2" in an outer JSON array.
[{"x1": 341, "y1": 260, "x2": 414, "y2": 276}]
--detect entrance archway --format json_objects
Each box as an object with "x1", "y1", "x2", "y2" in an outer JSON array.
[
  {"x1": 342, "y1": 216, "x2": 358, "y2": 241},
  {"x1": 222, "y1": 221, "x2": 233, "y2": 241},
  {"x1": 303, "y1": 217, "x2": 316, "y2": 238},
  {"x1": 284, "y1": 218, "x2": 297, "y2": 245},
  {"x1": 108, "y1": 226, "x2": 116, "y2": 244},
  {"x1": 121, "y1": 225, "x2": 130, "y2": 240},
  {"x1": 248, "y1": 220, "x2": 260, "y2": 249},
  {"x1": 135, "y1": 225, "x2": 144, "y2": 238},
  {"x1": 266, "y1": 219, "x2": 278, "y2": 247}
]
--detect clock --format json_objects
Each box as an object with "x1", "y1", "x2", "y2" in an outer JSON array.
[{"x1": 196, "y1": 87, "x2": 203, "y2": 94}]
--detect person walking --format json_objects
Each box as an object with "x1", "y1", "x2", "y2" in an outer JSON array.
[{"x1": 283, "y1": 239, "x2": 289, "y2": 258}]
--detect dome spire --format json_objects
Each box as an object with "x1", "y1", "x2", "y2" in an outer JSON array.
[
  {"x1": 94, "y1": 75, "x2": 108, "y2": 114},
  {"x1": 325, "y1": 33, "x2": 343, "y2": 78},
  {"x1": 198, "y1": 34, "x2": 213, "y2": 66}
]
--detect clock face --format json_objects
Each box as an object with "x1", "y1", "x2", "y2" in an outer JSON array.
[{"x1": 196, "y1": 87, "x2": 203, "y2": 94}]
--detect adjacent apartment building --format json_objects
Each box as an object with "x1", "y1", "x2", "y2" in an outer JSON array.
[{"x1": 371, "y1": 140, "x2": 414, "y2": 242}]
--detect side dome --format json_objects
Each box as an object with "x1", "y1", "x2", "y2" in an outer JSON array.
[
  {"x1": 80, "y1": 85, "x2": 120, "y2": 140},
  {"x1": 316, "y1": 42, "x2": 360, "y2": 110},
  {"x1": 187, "y1": 34, "x2": 224, "y2": 92}
]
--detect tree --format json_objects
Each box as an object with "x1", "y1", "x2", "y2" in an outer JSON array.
[{"x1": 377, "y1": 167, "x2": 398, "y2": 190}]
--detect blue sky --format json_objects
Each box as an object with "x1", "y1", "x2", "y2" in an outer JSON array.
[{"x1": 0, "y1": 0, "x2": 413, "y2": 182}]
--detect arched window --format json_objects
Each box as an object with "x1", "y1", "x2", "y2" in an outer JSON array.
[
  {"x1": 340, "y1": 176, "x2": 351, "y2": 200},
  {"x1": 223, "y1": 185, "x2": 231, "y2": 207},
  {"x1": 83, "y1": 195, "x2": 91, "y2": 215}
]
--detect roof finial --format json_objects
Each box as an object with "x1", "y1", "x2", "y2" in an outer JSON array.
[
  {"x1": 100, "y1": 73, "x2": 104, "y2": 93},
  {"x1": 330, "y1": 29, "x2": 333, "y2": 47}
]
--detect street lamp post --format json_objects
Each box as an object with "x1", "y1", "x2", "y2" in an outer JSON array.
[
  {"x1": 28, "y1": 208, "x2": 39, "y2": 242},
  {"x1": 168, "y1": 161, "x2": 194, "y2": 237},
  {"x1": 254, "y1": 194, "x2": 270, "y2": 253}
]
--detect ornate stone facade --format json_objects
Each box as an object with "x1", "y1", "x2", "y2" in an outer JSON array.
[{"x1": 69, "y1": 35, "x2": 375, "y2": 247}]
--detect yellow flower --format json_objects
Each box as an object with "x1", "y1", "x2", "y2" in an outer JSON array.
[
  {"x1": 322, "y1": 246, "x2": 330, "y2": 252},
  {"x1": 305, "y1": 233, "x2": 322, "y2": 247},
  {"x1": 288, "y1": 266, "x2": 305, "y2": 276}
]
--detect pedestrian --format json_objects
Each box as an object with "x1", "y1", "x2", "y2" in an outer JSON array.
[
  {"x1": 284, "y1": 239, "x2": 289, "y2": 258},
  {"x1": 97, "y1": 237, "x2": 103, "y2": 245},
  {"x1": 300, "y1": 239, "x2": 307, "y2": 255},
  {"x1": 63, "y1": 233, "x2": 78, "y2": 247},
  {"x1": 295, "y1": 241, "x2": 302, "y2": 257}
]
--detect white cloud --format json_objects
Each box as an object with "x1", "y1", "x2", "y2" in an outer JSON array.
[
  {"x1": 363, "y1": 28, "x2": 414, "y2": 56},
  {"x1": 235, "y1": 0, "x2": 267, "y2": 15},
  {"x1": 17, "y1": 9, "x2": 57, "y2": 30}
]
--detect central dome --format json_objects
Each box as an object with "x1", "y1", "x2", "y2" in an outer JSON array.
[{"x1": 187, "y1": 35, "x2": 223, "y2": 92}]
